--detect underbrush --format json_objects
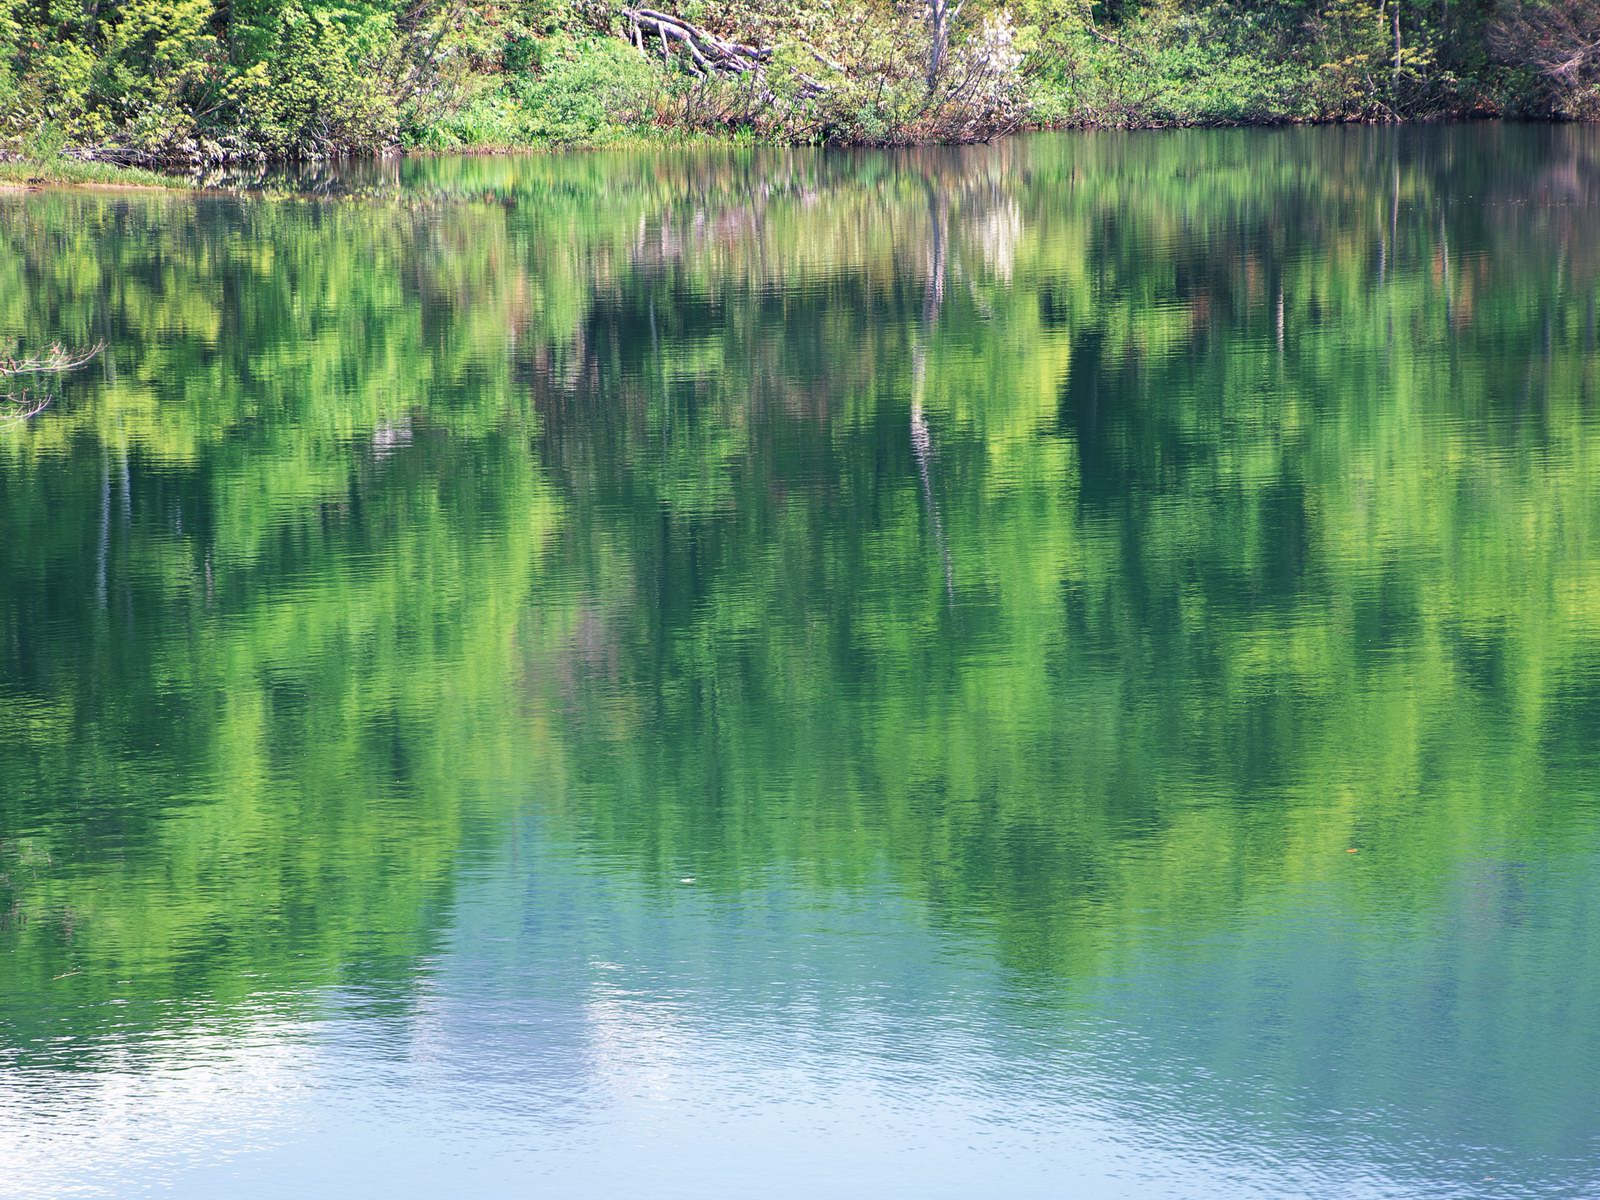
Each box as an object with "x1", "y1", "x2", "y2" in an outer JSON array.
[
  {"x1": 0, "y1": 128, "x2": 187, "y2": 187},
  {"x1": 0, "y1": 0, "x2": 1588, "y2": 165}
]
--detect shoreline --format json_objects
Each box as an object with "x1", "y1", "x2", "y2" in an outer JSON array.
[
  {"x1": 0, "y1": 159, "x2": 195, "y2": 192},
  {"x1": 5, "y1": 113, "x2": 1587, "y2": 193}
]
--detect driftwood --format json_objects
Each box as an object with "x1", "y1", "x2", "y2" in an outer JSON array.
[
  {"x1": 620, "y1": 7, "x2": 839, "y2": 100},
  {"x1": 623, "y1": 8, "x2": 770, "y2": 77},
  {"x1": 612, "y1": 4, "x2": 1026, "y2": 141}
]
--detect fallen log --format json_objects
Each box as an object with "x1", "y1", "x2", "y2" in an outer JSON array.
[{"x1": 622, "y1": 7, "x2": 771, "y2": 76}]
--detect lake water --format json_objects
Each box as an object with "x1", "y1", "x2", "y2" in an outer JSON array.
[{"x1": 2, "y1": 126, "x2": 1599, "y2": 1198}]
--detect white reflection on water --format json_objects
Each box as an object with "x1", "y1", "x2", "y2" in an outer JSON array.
[
  {"x1": 0, "y1": 1022, "x2": 311, "y2": 1197},
  {"x1": 6, "y1": 827, "x2": 1597, "y2": 1199}
]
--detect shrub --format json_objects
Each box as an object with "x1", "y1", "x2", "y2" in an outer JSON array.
[
  {"x1": 510, "y1": 38, "x2": 665, "y2": 144},
  {"x1": 237, "y1": 8, "x2": 402, "y2": 156},
  {"x1": 1492, "y1": 0, "x2": 1600, "y2": 120}
]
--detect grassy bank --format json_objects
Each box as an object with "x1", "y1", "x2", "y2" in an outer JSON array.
[{"x1": 0, "y1": 157, "x2": 189, "y2": 190}]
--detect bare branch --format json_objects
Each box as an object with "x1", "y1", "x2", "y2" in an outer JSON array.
[{"x1": 0, "y1": 341, "x2": 105, "y2": 377}]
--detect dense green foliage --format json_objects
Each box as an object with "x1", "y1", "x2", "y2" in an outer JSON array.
[{"x1": 0, "y1": 0, "x2": 1593, "y2": 163}]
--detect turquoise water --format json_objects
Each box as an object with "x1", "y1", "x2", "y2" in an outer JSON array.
[{"x1": 2, "y1": 126, "x2": 1599, "y2": 1197}]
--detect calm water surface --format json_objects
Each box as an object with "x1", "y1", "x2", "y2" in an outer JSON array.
[{"x1": 3, "y1": 126, "x2": 1599, "y2": 1198}]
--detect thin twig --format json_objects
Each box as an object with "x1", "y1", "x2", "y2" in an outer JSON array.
[{"x1": 0, "y1": 341, "x2": 106, "y2": 377}]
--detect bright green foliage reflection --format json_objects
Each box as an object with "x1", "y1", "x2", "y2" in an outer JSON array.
[{"x1": 2, "y1": 125, "x2": 1599, "y2": 1195}]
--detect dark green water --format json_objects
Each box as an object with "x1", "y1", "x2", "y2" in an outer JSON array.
[{"x1": 2, "y1": 126, "x2": 1599, "y2": 1198}]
